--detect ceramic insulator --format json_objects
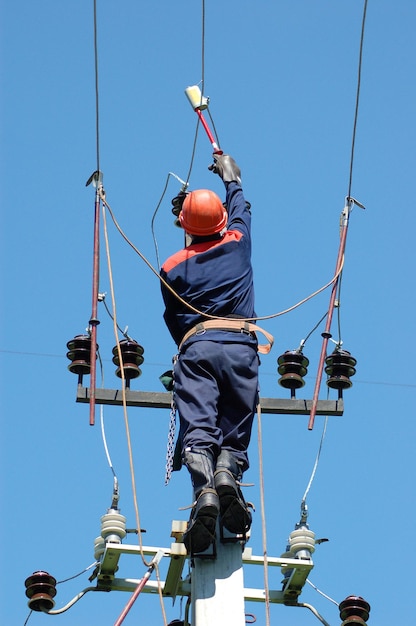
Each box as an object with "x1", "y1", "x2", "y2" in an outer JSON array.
[
  {"x1": 289, "y1": 528, "x2": 315, "y2": 555},
  {"x1": 94, "y1": 536, "x2": 106, "y2": 560},
  {"x1": 100, "y1": 510, "x2": 126, "y2": 543}
]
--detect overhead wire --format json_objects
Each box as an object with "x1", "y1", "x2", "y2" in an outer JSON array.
[
  {"x1": 0, "y1": 346, "x2": 411, "y2": 387},
  {"x1": 56, "y1": 561, "x2": 100, "y2": 585},
  {"x1": 347, "y1": 0, "x2": 368, "y2": 200},
  {"x1": 201, "y1": 0, "x2": 205, "y2": 95},
  {"x1": 100, "y1": 405, "x2": 117, "y2": 478},
  {"x1": 298, "y1": 310, "x2": 329, "y2": 351},
  {"x1": 23, "y1": 612, "x2": 32, "y2": 626},
  {"x1": 335, "y1": 0, "x2": 368, "y2": 348},
  {"x1": 306, "y1": 578, "x2": 339, "y2": 606},
  {"x1": 151, "y1": 171, "x2": 188, "y2": 270},
  {"x1": 100, "y1": 293, "x2": 132, "y2": 340},
  {"x1": 340, "y1": 0, "x2": 369, "y2": 343},
  {"x1": 185, "y1": 0, "x2": 210, "y2": 174},
  {"x1": 301, "y1": 413, "x2": 329, "y2": 507},
  {"x1": 93, "y1": 0, "x2": 100, "y2": 174},
  {"x1": 95, "y1": 303, "x2": 141, "y2": 493}
]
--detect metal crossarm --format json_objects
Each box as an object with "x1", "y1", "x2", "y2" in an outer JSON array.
[{"x1": 76, "y1": 386, "x2": 344, "y2": 416}]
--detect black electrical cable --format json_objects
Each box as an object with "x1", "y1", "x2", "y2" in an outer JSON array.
[
  {"x1": 347, "y1": 0, "x2": 368, "y2": 200},
  {"x1": 93, "y1": 0, "x2": 101, "y2": 174},
  {"x1": 207, "y1": 107, "x2": 221, "y2": 149},
  {"x1": 336, "y1": 0, "x2": 369, "y2": 348},
  {"x1": 184, "y1": 0, "x2": 221, "y2": 186},
  {"x1": 201, "y1": 0, "x2": 205, "y2": 95},
  {"x1": 23, "y1": 611, "x2": 32, "y2": 626},
  {"x1": 301, "y1": 310, "x2": 329, "y2": 349},
  {"x1": 183, "y1": 0, "x2": 206, "y2": 187},
  {"x1": 56, "y1": 562, "x2": 99, "y2": 585},
  {"x1": 184, "y1": 120, "x2": 200, "y2": 187},
  {"x1": 101, "y1": 295, "x2": 132, "y2": 340}
]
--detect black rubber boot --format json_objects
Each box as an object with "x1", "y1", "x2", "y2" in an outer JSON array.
[
  {"x1": 183, "y1": 449, "x2": 220, "y2": 554},
  {"x1": 214, "y1": 450, "x2": 252, "y2": 536}
]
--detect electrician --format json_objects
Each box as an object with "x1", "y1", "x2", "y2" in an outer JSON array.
[{"x1": 160, "y1": 154, "x2": 264, "y2": 554}]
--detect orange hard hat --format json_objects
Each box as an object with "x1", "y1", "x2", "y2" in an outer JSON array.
[{"x1": 179, "y1": 189, "x2": 227, "y2": 236}]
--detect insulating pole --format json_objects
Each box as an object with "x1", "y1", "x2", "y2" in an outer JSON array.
[
  {"x1": 87, "y1": 171, "x2": 103, "y2": 426},
  {"x1": 184, "y1": 85, "x2": 223, "y2": 155},
  {"x1": 113, "y1": 550, "x2": 164, "y2": 626},
  {"x1": 195, "y1": 109, "x2": 222, "y2": 154},
  {"x1": 308, "y1": 204, "x2": 350, "y2": 431}
]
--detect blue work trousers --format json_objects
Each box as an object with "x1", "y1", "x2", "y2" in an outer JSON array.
[{"x1": 173, "y1": 339, "x2": 259, "y2": 472}]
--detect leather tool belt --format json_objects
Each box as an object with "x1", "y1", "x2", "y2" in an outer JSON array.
[{"x1": 179, "y1": 319, "x2": 274, "y2": 354}]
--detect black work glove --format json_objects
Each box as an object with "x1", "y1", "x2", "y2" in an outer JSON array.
[
  {"x1": 171, "y1": 191, "x2": 187, "y2": 217},
  {"x1": 208, "y1": 154, "x2": 242, "y2": 185}
]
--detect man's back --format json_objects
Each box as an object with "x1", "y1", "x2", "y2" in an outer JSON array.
[{"x1": 160, "y1": 181, "x2": 255, "y2": 346}]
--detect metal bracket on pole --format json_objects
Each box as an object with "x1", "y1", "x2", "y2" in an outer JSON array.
[
  {"x1": 93, "y1": 538, "x2": 314, "y2": 605},
  {"x1": 164, "y1": 520, "x2": 188, "y2": 600}
]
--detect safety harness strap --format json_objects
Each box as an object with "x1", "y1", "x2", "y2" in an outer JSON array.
[{"x1": 179, "y1": 319, "x2": 274, "y2": 354}]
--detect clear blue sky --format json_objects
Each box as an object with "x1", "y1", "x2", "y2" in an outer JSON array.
[{"x1": 1, "y1": 1, "x2": 415, "y2": 625}]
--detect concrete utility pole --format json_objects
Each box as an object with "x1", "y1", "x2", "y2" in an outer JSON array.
[{"x1": 192, "y1": 533, "x2": 246, "y2": 626}]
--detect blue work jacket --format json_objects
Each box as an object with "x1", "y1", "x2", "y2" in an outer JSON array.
[{"x1": 160, "y1": 181, "x2": 256, "y2": 347}]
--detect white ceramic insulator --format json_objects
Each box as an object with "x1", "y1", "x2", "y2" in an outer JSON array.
[
  {"x1": 185, "y1": 85, "x2": 208, "y2": 110},
  {"x1": 94, "y1": 536, "x2": 105, "y2": 560},
  {"x1": 289, "y1": 528, "x2": 315, "y2": 555},
  {"x1": 100, "y1": 511, "x2": 127, "y2": 543}
]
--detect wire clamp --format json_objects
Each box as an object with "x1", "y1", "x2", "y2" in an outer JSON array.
[
  {"x1": 85, "y1": 170, "x2": 104, "y2": 188},
  {"x1": 346, "y1": 195, "x2": 366, "y2": 210}
]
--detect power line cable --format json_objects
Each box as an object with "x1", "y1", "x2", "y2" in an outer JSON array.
[
  {"x1": 298, "y1": 310, "x2": 329, "y2": 351},
  {"x1": 1, "y1": 348, "x2": 412, "y2": 387},
  {"x1": 201, "y1": 0, "x2": 205, "y2": 95},
  {"x1": 347, "y1": 0, "x2": 368, "y2": 200},
  {"x1": 336, "y1": 0, "x2": 369, "y2": 347},
  {"x1": 306, "y1": 578, "x2": 339, "y2": 606},
  {"x1": 93, "y1": 0, "x2": 100, "y2": 173},
  {"x1": 23, "y1": 611, "x2": 32, "y2": 626},
  {"x1": 56, "y1": 561, "x2": 99, "y2": 585},
  {"x1": 151, "y1": 171, "x2": 188, "y2": 270},
  {"x1": 302, "y1": 414, "x2": 329, "y2": 507},
  {"x1": 184, "y1": 119, "x2": 200, "y2": 187}
]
